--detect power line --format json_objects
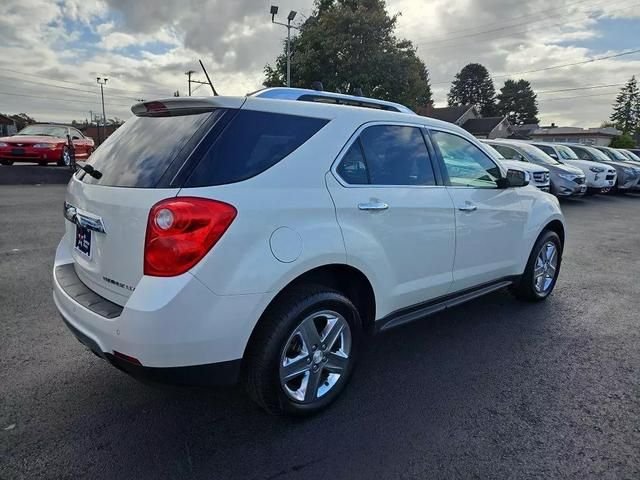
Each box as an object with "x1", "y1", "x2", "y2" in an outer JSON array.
[
  {"x1": 0, "y1": 91, "x2": 133, "y2": 108},
  {"x1": 431, "y1": 48, "x2": 640, "y2": 85},
  {"x1": 0, "y1": 74, "x2": 141, "y2": 101},
  {"x1": 0, "y1": 67, "x2": 168, "y2": 98},
  {"x1": 415, "y1": 0, "x2": 597, "y2": 41},
  {"x1": 537, "y1": 82, "x2": 625, "y2": 95},
  {"x1": 418, "y1": 0, "x2": 640, "y2": 51},
  {"x1": 416, "y1": 0, "x2": 600, "y2": 46},
  {"x1": 539, "y1": 90, "x2": 619, "y2": 102}
]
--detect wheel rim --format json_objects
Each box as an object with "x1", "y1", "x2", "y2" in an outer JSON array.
[
  {"x1": 62, "y1": 148, "x2": 71, "y2": 166},
  {"x1": 279, "y1": 310, "x2": 352, "y2": 404},
  {"x1": 534, "y1": 241, "x2": 558, "y2": 294}
]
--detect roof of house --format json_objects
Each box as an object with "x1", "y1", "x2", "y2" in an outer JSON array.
[
  {"x1": 462, "y1": 117, "x2": 507, "y2": 135},
  {"x1": 420, "y1": 105, "x2": 474, "y2": 123},
  {"x1": 531, "y1": 127, "x2": 620, "y2": 137}
]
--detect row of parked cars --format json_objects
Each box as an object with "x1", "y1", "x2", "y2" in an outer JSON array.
[{"x1": 481, "y1": 139, "x2": 640, "y2": 197}]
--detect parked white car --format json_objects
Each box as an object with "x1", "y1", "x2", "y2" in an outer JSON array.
[
  {"x1": 482, "y1": 142, "x2": 550, "y2": 192},
  {"x1": 529, "y1": 142, "x2": 616, "y2": 193},
  {"x1": 53, "y1": 88, "x2": 566, "y2": 415}
]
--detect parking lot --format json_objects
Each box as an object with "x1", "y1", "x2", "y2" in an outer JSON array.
[{"x1": 1, "y1": 183, "x2": 639, "y2": 479}]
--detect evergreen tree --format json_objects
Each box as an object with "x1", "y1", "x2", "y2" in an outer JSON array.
[
  {"x1": 610, "y1": 76, "x2": 639, "y2": 134},
  {"x1": 263, "y1": 0, "x2": 432, "y2": 110},
  {"x1": 496, "y1": 79, "x2": 539, "y2": 125},
  {"x1": 447, "y1": 63, "x2": 496, "y2": 116}
]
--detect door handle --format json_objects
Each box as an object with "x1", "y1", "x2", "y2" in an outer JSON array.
[
  {"x1": 358, "y1": 202, "x2": 389, "y2": 211},
  {"x1": 458, "y1": 203, "x2": 477, "y2": 212}
]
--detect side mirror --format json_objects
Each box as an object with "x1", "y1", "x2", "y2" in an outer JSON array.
[{"x1": 498, "y1": 169, "x2": 529, "y2": 188}]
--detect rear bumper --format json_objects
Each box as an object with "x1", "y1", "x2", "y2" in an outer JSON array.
[
  {"x1": 0, "y1": 147, "x2": 61, "y2": 162},
  {"x1": 59, "y1": 312, "x2": 241, "y2": 385},
  {"x1": 53, "y1": 236, "x2": 268, "y2": 385}
]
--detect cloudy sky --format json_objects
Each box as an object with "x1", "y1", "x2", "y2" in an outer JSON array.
[{"x1": 1, "y1": 0, "x2": 639, "y2": 127}]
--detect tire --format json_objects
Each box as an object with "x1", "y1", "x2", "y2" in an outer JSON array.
[
  {"x1": 0, "y1": 160, "x2": 13, "y2": 166},
  {"x1": 243, "y1": 285, "x2": 362, "y2": 416},
  {"x1": 57, "y1": 146, "x2": 72, "y2": 167},
  {"x1": 512, "y1": 230, "x2": 563, "y2": 302}
]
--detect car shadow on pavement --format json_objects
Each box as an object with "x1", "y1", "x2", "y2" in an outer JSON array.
[{"x1": 36, "y1": 288, "x2": 570, "y2": 480}]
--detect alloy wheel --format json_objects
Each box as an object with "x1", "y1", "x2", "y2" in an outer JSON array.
[
  {"x1": 62, "y1": 148, "x2": 71, "y2": 166},
  {"x1": 533, "y1": 241, "x2": 558, "y2": 294},
  {"x1": 279, "y1": 310, "x2": 352, "y2": 403}
]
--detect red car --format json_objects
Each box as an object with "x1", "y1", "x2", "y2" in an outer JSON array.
[{"x1": 0, "y1": 124, "x2": 94, "y2": 166}]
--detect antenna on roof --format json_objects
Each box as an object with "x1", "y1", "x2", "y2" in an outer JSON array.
[
  {"x1": 199, "y1": 59, "x2": 219, "y2": 96},
  {"x1": 311, "y1": 81, "x2": 324, "y2": 91}
]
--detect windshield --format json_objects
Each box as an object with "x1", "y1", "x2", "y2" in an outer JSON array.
[
  {"x1": 519, "y1": 143, "x2": 560, "y2": 165},
  {"x1": 556, "y1": 145, "x2": 579, "y2": 160},
  {"x1": 602, "y1": 147, "x2": 628, "y2": 161},
  {"x1": 16, "y1": 125, "x2": 68, "y2": 138},
  {"x1": 482, "y1": 143, "x2": 505, "y2": 159},
  {"x1": 623, "y1": 150, "x2": 640, "y2": 161},
  {"x1": 585, "y1": 147, "x2": 612, "y2": 162}
]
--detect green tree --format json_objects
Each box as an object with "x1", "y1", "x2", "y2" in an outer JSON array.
[
  {"x1": 496, "y1": 79, "x2": 539, "y2": 125},
  {"x1": 609, "y1": 134, "x2": 636, "y2": 148},
  {"x1": 447, "y1": 63, "x2": 496, "y2": 116},
  {"x1": 263, "y1": 0, "x2": 432, "y2": 110},
  {"x1": 610, "y1": 76, "x2": 639, "y2": 134}
]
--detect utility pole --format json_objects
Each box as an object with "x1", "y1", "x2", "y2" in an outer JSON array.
[
  {"x1": 270, "y1": 6, "x2": 299, "y2": 87},
  {"x1": 185, "y1": 65, "x2": 216, "y2": 96},
  {"x1": 96, "y1": 77, "x2": 108, "y2": 144},
  {"x1": 185, "y1": 70, "x2": 196, "y2": 96}
]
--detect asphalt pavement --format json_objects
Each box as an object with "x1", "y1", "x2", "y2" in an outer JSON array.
[{"x1": 1, "y1": 185, "x2": 639, "y2": 479}]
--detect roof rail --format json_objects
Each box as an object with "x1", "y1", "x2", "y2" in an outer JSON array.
[{"x1": 250, "y1": 87, "x2": 414, "y2": 114}]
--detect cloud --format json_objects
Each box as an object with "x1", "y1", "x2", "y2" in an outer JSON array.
[{"x1": 0, "y1": 0, "x2": 638, "y2": 126}]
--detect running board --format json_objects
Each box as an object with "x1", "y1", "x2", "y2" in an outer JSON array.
[{"x1": 377, "y1": 279, "x2": 515, "y2": 332}]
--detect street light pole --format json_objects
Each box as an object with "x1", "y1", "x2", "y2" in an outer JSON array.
[
  {"x1": 270, "y1": 6, "x2": 299, "y2": 87},
  {"x1": 96, "y1": 77, "x2": 108, "y2": 144}
]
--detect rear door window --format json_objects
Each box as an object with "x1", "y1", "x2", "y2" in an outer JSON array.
[{"x1": 185, "y1": 110, "x2": 329, "y2": 187}]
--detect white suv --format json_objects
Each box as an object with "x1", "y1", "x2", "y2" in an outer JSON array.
[{"x1": 53, "y1": 88, "x2": 566, "y2": 415}]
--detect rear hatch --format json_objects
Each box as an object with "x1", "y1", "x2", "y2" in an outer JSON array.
[{"x1": 64, "y1": 97, "x2": 245, "y2": 305}]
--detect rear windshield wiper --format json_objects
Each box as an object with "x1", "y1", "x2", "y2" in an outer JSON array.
[{"x1": 76, "y1": 162, "x2": 102, "y2": 179}]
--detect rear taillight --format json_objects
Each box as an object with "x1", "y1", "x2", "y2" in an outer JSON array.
[{"x1": 144, "y1": 197, "x2": 236, "y2": 277}]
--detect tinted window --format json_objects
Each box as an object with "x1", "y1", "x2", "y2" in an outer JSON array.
[
  {"x1": 534, "y1": 144, "x2": 557, "y2": 158},
  {"x1": 358, "y1": 125, "x2": 435, "y2": 185},
  {"x1": 337, "y1": 142, "x2": 368, "y2": 184},
  {"x1": 431, "y1": 131, "x2": 501, "y2": 188},
  {"x1": 569, "y1": 146, "x2": 593, "y2": 160},
  {"x1": 186, "y1": 110, "x2": 328, "y2": 187},
  {"x1": 81, "y1": 112, "x2": 214, "y2": 187},
  {"x1": 492, "y1": 144, "x2": 522, "y2": 161},
  {"x1": 556, "y1": 145, "x2": 579, "y2": 160}
]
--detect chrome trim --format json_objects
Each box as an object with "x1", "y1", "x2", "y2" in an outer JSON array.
[
  {"x1": 64, "y1": 202, "x2": 107, "y2": 234},
  {"x1": 358, "y1": 201, "x2": 389, "y2": 211}
]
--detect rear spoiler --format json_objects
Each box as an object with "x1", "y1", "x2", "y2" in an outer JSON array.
[{"x1": 132, "y1": 97, "x2": 246, "y2": 117}]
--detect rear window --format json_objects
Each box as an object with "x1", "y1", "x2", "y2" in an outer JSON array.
[
  {"x1": 81, "y1": 112, "x2": 214, "y2": 187},
  {"x1": 184, "y1": 110, "x2": 329, "y2": 187}
]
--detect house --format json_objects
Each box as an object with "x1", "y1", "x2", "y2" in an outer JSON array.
[
  {"x1": 417, "y1": 104, "x2": 479, "y2": 126},
  {"x1": 509, "y1": 123, "x2": 539, "y2": 139},
  {"x1": 0, "y1": 114, "x2": 17, "y2": 136},
  {"x1": 417, "y1": 104, "x2": 511, "y2": 139},
  {"x1": 529, "y1": 125, "x2": 620, "y2": 146},
  {"x1": 462, "y1": 117, "x2": 512, "y2": 139}
]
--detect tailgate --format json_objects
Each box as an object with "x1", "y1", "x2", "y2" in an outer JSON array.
[{"x1": 65, "y1": 177, "x2": 179, "y2": 305}]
